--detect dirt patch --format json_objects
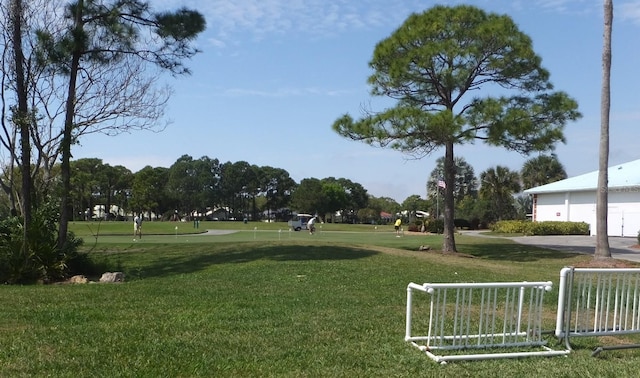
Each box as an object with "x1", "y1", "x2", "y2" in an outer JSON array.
[
  {"x1": 402, "y1": 231, "x2": 475, "y2": 257},
  {"x1": 574, "y1": 258, "x2": 636, "y2": 268},
  {"x1": 403, "y1": 231, "x2": 435, "y2": 236},
  {"x1": 356, "y1": 244, "x2": 475, "y2": 259},
  {"x1": 418, "y1": 250, "x2": 476, "y2": 258}
]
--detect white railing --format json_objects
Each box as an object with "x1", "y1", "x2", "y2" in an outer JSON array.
[
  {"x1": 406, "y1": 281, "x2": 569, "y2": 364},
  {"x1": 556, "y1": 267, "x2": 640, "y2": 355}
]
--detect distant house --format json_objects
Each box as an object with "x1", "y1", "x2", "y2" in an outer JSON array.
[
  {"x1": 206, "y1": 207, "x2": 230, "y2": 221},
  {"x1": 524, "y1": 159, "x2": 640, "y2": 237},
  {"x1": 380, "y1": 211, "x2": 393, "y2": 221}
]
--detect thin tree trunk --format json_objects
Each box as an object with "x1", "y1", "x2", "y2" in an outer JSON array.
[
  {"x1": 442, "y1": 141, "x2": 457, "y2": 252},
  {"x1": 595, "y1": 0, "x2": 612, "y2": 259},
  {"x1": 58, "y1": 0, "x2": 84, "y2": 248},
  {"x1": 11, "y1": 0, "x2": 32, "y2": 244}
]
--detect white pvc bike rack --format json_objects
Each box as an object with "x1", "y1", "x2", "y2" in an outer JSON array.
[
  {"x1": 556, "y1": 267, "x2": 640, "y2": 356},
  {"x1": 406, "y1": 281, "x2": 569, "y2": 364}
]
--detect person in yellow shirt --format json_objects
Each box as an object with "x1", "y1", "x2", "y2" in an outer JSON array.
[{"x1": 394, "y1": 218, "x2": 402, "y2": 237}]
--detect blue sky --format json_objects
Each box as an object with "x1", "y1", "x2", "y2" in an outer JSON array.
[{"x1": 73, "y1": 0, "x2": 640, "y2": 202}]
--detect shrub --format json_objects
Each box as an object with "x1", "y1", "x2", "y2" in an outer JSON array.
[
  {"x1": 492, "y1": 220, "x2": 589, "y2": 236},
  {"x1": 454, "y1": 218, "x2": 471, "y2": 229},
  {"x1": 491, "y1": 220, "x2": 533, "y2": 234},
  {"x1": 531, "y1": 221, "x2": 589, "y2": 235},
  {"x1": 0, "y1": 204, "x2": 84, "y2": 284},
  {"x1": 424, "y1": 219, "x2": 444, "y2": 234},
  {"x1": 408, "y1": 220, "x2": 427, "y2": 233}
]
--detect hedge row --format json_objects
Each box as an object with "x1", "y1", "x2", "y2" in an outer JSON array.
[{"x1": 491, "y1": 220, "x2": 590, "y2": 236}]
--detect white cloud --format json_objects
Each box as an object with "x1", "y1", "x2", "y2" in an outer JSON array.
[
  {"x1": 150, "y1": 0, "x2": 615, "y2": 53},
  {"x1": 154, "y1": 0, "x2": 425, "y2": 47}
]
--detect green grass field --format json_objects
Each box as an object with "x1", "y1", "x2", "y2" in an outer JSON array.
[{"x1": 1, "y1": 221, "x2": 640, "y2": 377}]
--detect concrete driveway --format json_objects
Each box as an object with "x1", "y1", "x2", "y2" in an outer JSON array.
[{"x1": 462, "y1": 231, "x2": 640, "y2": 263}]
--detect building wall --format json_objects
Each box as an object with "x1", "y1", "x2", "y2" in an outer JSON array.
[
  {"x1": 534, "y1": 193, "x2": 570, "y2": 222},
  {"x1": 608, "y1": 190, "x2": 640, "y2": 237},
  {"x1": 532, "y1": 190, "x2": 640, "y2": 237}
]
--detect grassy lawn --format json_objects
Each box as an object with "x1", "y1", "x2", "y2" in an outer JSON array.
[{"x1": 1, "y1": 221, "x2": 640, "y2": 377}]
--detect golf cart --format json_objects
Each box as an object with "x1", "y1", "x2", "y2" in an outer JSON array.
[{"x1": 288, "y1": 213, "x2": 313, "y2": 231}]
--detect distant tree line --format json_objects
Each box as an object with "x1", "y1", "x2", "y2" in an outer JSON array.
[
  {"x1": 55, "y1": 154, "x2": 377, "y2": 223},
  {"x1": 0, "y1": 153, "x2": 566, "y2": 228}
]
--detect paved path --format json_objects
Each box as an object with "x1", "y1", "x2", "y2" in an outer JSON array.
[
  {"x1": 188, "y1": 229, "x2": 237, "y2": 236},
  {"x1": 203, "y1": 229, "x2": 237, "y2": 235},
  {"x1": 461, "y1": 231, "x2": 640, "y2": 263}
]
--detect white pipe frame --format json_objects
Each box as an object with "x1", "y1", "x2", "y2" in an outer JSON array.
[
  {"x1": 556, "y1": 267, "x2": 640, "y2": 354},
  {"x1": 406, "y1": 281, "x2": 569, "y2": 364}
]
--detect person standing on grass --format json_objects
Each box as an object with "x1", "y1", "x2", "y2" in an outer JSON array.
[
  {"x1": 134, "y1": 214, "x2": 143, "y2": 239},
  {"x1": 308, "y1": 215, "x2": 317, "y2": 235},
  {"x1": 394, "y1": 218, "x2": 402, "y2": 237}
]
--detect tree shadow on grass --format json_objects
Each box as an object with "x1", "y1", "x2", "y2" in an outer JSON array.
[
  {"x1": 458, "y1": 241, "x2": 583, "y2": 262},
  {"x1": 131, "y1": 244, "x2": 377, "y2": 279}
]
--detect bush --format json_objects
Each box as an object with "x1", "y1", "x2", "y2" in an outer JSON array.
[
  {"x1": 0, "y1": 204, "x2": 84, "y2": 284},
  {"x1": 408, "y1": 220, "x2": 427, "y2": 233},
  {"x1": 424, "y1": 219, "x2": 444, "y2": 234},
  {"x1": 532, "y1": 221, "x2": 589, "y2": 235},
  {"x1": 492, "y1": 220, "x2": 589, "y2": 236},
  {"x1": 469, "y1": 218, "x2": 481, "y2": 230},
  {"x1": 491, "y1": 220, "x2": 533, "y2": 234},
  {"x1": 454, "y1": 218, "x2": 471, "y2": 229}
]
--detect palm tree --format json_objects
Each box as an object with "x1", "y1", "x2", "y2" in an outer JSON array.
[
  {"x1": 521, "y1": 154, "x2": 567, "y2": 189},
  {"x1": 428, "y1": 156, "x2": 478, "y2": 203},
  {"x1": 595, "y1": 0, "x2": 613, "y2": 259},
  {"x1": 479, "y1": 166, "x2": 521, "y2": 222}
]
